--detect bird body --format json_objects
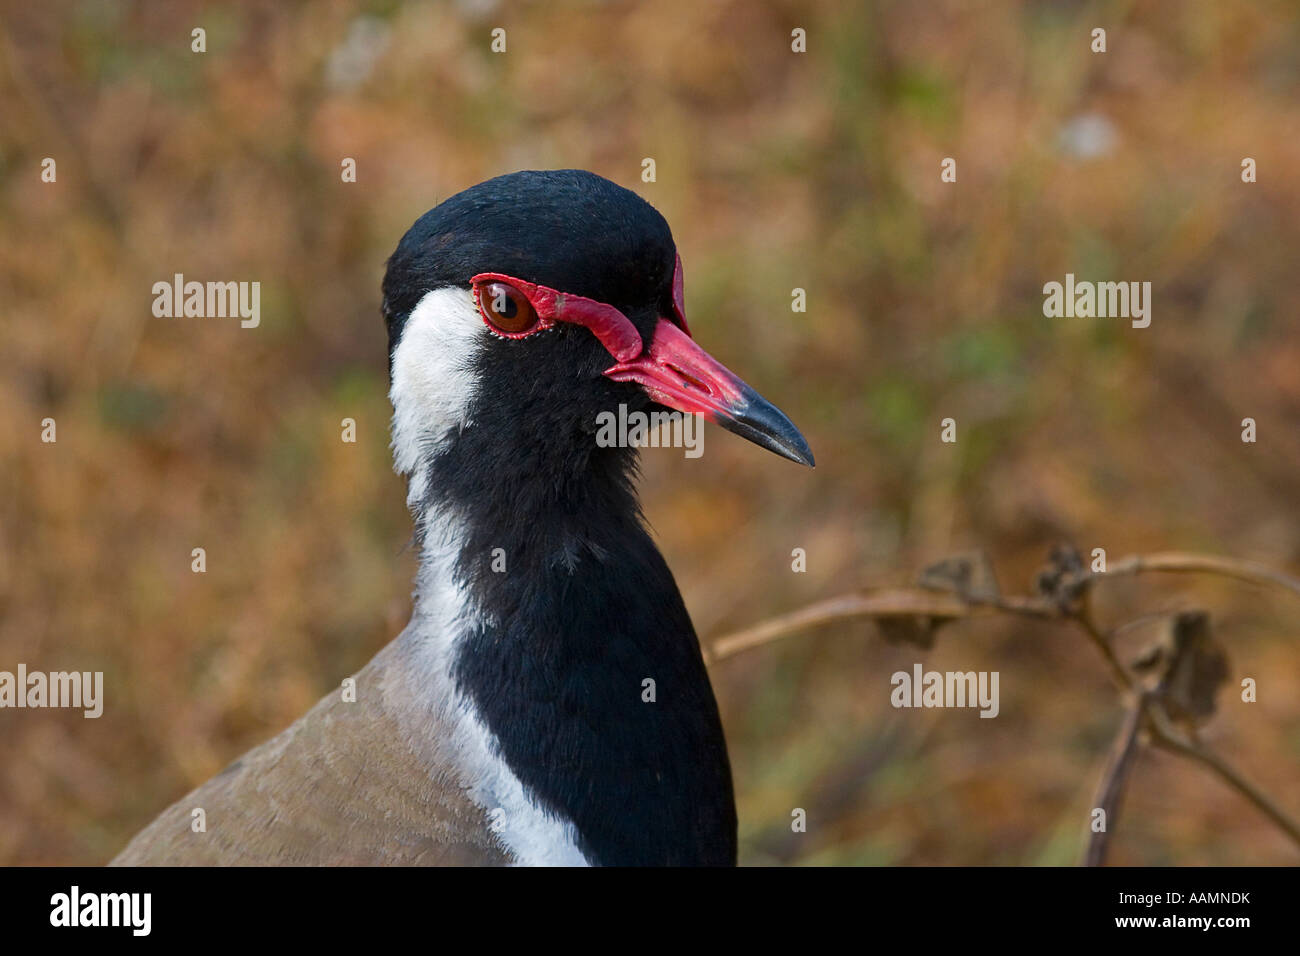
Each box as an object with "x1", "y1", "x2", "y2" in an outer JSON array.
[
  {"x1": 113, "y1": 627, "x2": 511, "y2": 865},
  {"x1": 114, "y1": 170, "x2": 812, "y2": 866}
]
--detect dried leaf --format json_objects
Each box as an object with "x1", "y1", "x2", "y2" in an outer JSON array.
[
  {"x1": 876, "y1": 615, "x2": 939, "y2": 649},
  {"x1": 1157, "y1": 611, "x2": 1229, "y2": 724},
  {"x1": 1033, "y1": 543, "x2": 1090, "y2": 609},
  {"x1": 1130, "y1": 643, "x2": 1165, "y2": 674},
  {"x1": 918, "y1": 552, "x2": 1001, "y2": 601}
]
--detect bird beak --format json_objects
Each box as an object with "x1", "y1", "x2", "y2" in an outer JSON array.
[{"x1": 604, "y1": 319, "x2": 815, "y2": 467}]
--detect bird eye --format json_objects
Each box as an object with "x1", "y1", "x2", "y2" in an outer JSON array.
[{"x1": 477, "y1": 281, "x2": 539, "y2": 335}]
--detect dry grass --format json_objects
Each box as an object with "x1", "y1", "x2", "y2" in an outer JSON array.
[{"x1": 1, "y1": 0, "x2": 1298, "y2": 864}]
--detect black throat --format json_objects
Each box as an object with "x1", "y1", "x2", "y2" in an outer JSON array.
[{"x1": 416, "y1": 417, "x2": 737, "y2": 866}]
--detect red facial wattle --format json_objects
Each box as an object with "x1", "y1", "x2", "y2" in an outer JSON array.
[{"x1": 468, "y1": 262, "x2": 814, "y2": 467}]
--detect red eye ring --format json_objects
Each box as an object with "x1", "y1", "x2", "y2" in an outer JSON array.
[
  {"x1": 469, "y1": 272, "x2": 644, "y2": 361},
  {"x1": 473, "y1": 280, "x2": 543, "y2": 336}
]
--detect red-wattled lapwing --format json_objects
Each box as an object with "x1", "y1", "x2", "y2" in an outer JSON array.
[{"x1": 113, "y1": 169, "x2": 813, "y2": 867}]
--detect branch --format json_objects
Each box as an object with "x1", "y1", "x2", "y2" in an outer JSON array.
[
  {"x1": 1105, "y1": 552, "x2": 1300, "y2": 601},
  {"x1": 1085, "y1": 697, "x2": 1148, "y2": 866},
  {"x1": 1069, "y1": 592, "x2": 1135, "y2": 693},
  {"x1": 705, "y1": 547, "x2": 1300, "y2": 862},
  {"x1": 706, "y1": 551, "x2": 1300, "y2": 663},
  {"x1": 1145, "y1": 706, "x2": 1300, "y2": 849},
  {"x1": 703, "y1": 588, "x2": 1054, "y2": 663}
]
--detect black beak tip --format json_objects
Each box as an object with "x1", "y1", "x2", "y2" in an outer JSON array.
[
  {"x1": 788, "y1": 439, "x2": 816, "y2": 469},
  {"x1": 774, "y1": 430, "x2": 816, "y2": 468},
  {"x1": 720, "y1": 387, "x2": 816, "y2": 468}
]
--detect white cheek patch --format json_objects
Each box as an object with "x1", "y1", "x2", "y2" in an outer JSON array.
[{"x1": 389, "y1": 287, "x2": 486, "y2": 498}]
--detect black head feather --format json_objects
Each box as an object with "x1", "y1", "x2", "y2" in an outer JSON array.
[{"x1": 383, "y1": 169, "x2": 678, "y2": 369}]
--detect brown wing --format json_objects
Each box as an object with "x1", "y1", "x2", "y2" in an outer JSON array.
[{"x1": 110, "y1": 631, "x2": 511, "y2": 866}]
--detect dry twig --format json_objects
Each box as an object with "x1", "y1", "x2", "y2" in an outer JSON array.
[{"x1": 706, "y1": 548, "x2": 1300, "y2": 863}]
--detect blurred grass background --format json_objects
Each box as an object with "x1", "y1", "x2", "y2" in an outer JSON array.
[{"x1": 2, "y1": 0, "x2": 1299, "y2": 865}]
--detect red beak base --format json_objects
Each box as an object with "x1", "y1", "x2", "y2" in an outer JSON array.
[{"x1": 604, "y1": 319, "x2": 815, "y2": 467}]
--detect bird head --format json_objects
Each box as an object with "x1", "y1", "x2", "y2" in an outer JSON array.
[{"x1": 382, "y1": 169, "x2": 813, "y2": 505}]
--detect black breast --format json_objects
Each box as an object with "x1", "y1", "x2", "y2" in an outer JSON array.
[{"x1": 432, "y1": 435, "x2": 738, "y2": 866}]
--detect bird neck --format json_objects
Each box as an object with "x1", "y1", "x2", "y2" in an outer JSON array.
[{"x1": 405, "y1": 438, "x2": 738, "y2": 865}]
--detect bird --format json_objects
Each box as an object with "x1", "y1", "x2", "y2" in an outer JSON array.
[{"x1": 112, "y1": 169, "x2": 814, "y2": 867}]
